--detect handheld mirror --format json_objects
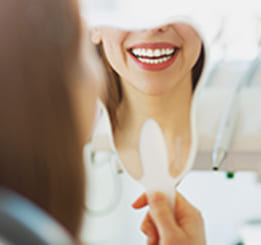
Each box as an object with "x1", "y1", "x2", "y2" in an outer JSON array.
[
  {"x1": 88, "y1": 21, "x2": 205, "y2": 210},
  {"x1": 85, "y1": 11, "x2": 207, "y2": 211}
]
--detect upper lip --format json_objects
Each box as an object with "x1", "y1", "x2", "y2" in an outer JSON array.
[{"x1": 128, "y1": 42, "x2": 179, "y2": 50}]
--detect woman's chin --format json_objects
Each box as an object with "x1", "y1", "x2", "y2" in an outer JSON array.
[{"x1": 134, "y1": 82, "x2": 175, "y2": 96}]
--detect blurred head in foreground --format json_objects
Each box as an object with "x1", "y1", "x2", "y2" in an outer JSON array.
[{"x1": 0, "y1": 0, "x2": 103, "y2": 239}]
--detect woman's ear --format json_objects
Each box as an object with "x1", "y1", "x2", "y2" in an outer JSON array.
[{"x1": 91, "y1": 28, "x2": 102, "y2": 44}]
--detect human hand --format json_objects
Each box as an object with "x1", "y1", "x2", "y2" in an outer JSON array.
[{"x1": 132, "y1": 192, "x2": 206, "y2": 245}]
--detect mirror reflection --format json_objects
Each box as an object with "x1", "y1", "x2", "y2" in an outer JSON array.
[
  {"x1": 82, "y1": 22, "x2": 205, "y2": 245},
  {"x1": 90, "y1": 23, "x2": 205, "y2": 179},
  {"x1": 83, "y1": 12, "x2": 261, "y2": 245}
]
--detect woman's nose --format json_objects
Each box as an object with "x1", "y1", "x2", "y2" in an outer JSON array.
[{"x1": 149, "y1": 25, "x2": 169, "y2": 33}]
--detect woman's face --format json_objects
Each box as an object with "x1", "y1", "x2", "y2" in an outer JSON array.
[{"x1": 92, "y1": 23, "x2": 202, "y2": 95}]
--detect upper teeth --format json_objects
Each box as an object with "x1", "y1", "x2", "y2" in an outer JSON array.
[
  {"x1": 132, "y1": 48, "x2": 175, "y2": 57},
  {"x1": 138, "y1": 56, "x2": 172, "y2": 64}
]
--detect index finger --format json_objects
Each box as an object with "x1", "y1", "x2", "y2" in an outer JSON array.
[{"x1": 132, "y1": 193, "x2": 148, "y2": 209}]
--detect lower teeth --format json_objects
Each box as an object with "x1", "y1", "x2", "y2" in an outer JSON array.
[{"x1": 137, "y1": 55, "x2": 172, "y2": 64}]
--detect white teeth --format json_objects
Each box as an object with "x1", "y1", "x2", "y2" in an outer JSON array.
[
  {"x1": 166, "y1": 48, "x2": 174, "y2": 55},
  {"x1": 132, "y1": 48, "x2": 141, "y2": 56},
  {"x1": 147, "y1": 49, "x2": 153, "y2": 57},
  {"x1": 137, "y1": 55, "x2": 172, "y2": 64},
  {"x1": 154, "y1": 49, "x2": 161, "y2": 57},
  {"x1": 132, "y1": 47, "x2": 176, "y2": 65},
  {"x1": 161, "y1": 49, "x2": 166, "y2": 55},
  {"x1": 132, "y1": 47, "x2": 175, "y2": 57},
  {"x1": 141, "y1": 49, "x2": 146, "y2": 56}
]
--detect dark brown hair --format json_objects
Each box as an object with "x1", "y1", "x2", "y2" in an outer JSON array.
[
  {"x1": 96, "y1": 43, "x2": 205, "y2": 131},
  {"x1": 0, "y1": 0, "x2": 85, "y2": 238}
]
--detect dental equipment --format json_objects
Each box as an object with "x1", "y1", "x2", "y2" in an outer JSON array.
[
  {"x1": 85, "y1": 141, "x2": 123, "y2": 217},
  {"x1": 212, "y1": 41, "x2": 261, "y2": 170},
  {"x1": 211, "y1": 89, "x2": 240, "y2": 170}
]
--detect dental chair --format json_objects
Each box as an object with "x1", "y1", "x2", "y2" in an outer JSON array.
[{"x1": 0, "y1": 188, "x2": 75, "y2": 245}]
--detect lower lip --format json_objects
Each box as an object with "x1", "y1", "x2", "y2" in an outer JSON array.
[{"x1": 129, "y1": 50, "x2": 179, "y2": 71}]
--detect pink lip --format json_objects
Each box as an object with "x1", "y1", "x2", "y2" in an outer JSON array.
[{"x1": 128, "y1": 42, "x2": 179, "y2": 71}]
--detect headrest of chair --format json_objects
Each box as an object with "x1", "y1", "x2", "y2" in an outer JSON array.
[{"x1": 0, "y1": 188, "x2": 75, "y2": 245}]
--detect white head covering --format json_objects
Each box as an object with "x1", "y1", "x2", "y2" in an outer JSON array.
[{"x1": 81, "y1": 0, "x2": 223, "y2": 45}]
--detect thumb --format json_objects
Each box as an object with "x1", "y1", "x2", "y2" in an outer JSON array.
[
  {"x1": 148, "y1": 192, "x2": 180, "y2": 239},
  {"x1": 175, "y1": 192, "x2": 204, "y2": 235}
]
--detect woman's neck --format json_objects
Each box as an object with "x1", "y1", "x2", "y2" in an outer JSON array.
[{"x1": 114, "y1": 72, "x2": 193, "y2": 178}]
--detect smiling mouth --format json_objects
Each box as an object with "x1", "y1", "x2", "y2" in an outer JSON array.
[
  {"x1": 128, "y1": 44, "x2": 179, "y2": 71},
  {"x1": 130, "y1": 47, "x2": 176, "y2": 64}
]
